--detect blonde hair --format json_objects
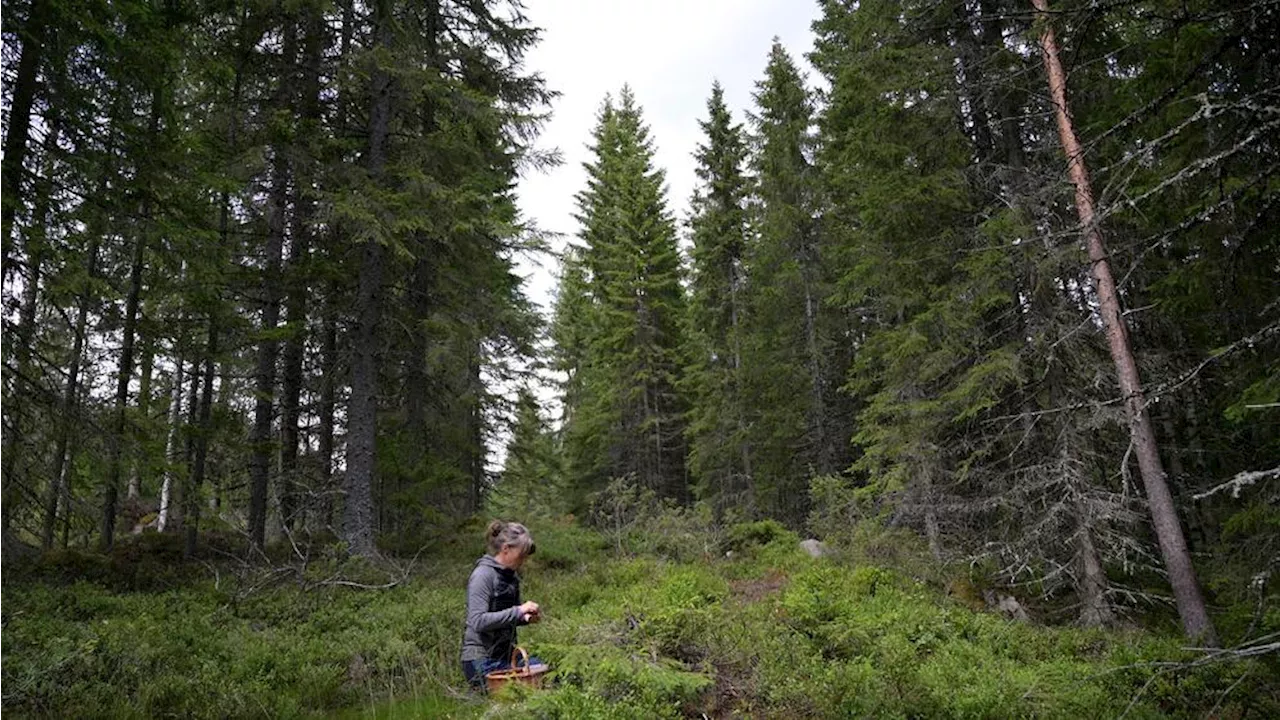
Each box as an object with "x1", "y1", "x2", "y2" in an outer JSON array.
[{"x1": 486, "y1": 520, "x2": 535, "y2": 557}]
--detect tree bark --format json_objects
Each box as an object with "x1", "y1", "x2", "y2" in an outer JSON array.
[
  {"x1": 128, "y1": 333, "x2": 155, "y2": 501},
  {"x1": 247, "y1": 144, "x2": 289, "y2": 550},
  {"x1": 43, "y1": 242, "x2": 97, "y2": 549},
  {"x1": 279, "y1": 9, "x2": 324, "y2": 533},
  {"x1": 1033, "y1": 0, "x2": 1217, "y2": 645},
  {"x1": 1076, "y1": 497, "x2": 1115, "y2": 628},
  {"x1": 343, "y1": 0, "x2": 394, "y2": 557},
  {"x1": 3, "y1": 119, "x2": 59, "y2": 537},
  {"x1": 158, "y1": 358, "x2": 184, "y2": 533},
  {"x1": 1, "y1": 0, "x2": 50, "y2": 258},
  {"x1": 184, "y1": 318, "x2": 218, "y2": 558},
  {"x1": 247, "y1": 20, "x2": 297, "y2": 549},
  {"x1": 346, "y1": 237, "x2": 385, "y2": 557}
]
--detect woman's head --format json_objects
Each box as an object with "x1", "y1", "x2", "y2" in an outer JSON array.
[{"x1": 487, "y1": 520, "x2": 535, "y2": 568}]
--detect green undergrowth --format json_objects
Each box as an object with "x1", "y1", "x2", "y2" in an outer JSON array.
[{"x1": 3, "y1": 522, "x2": 1277, "y2": 718}]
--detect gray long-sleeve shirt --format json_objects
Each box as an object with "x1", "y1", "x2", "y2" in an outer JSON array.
[{"x1": 461, "y1": 555, "x2": 526, "y2": 662}]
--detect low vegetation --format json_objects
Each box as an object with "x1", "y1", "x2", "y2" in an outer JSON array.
[{"x1": 5, "y1": 519, "x2": 1276, "y2": 718}]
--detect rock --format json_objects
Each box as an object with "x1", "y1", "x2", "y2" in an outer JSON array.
[
  {"x1": 799, "y1": 539, "x2": 828, "y2": 558},
  {"x1": 990, "y1": 592, "x2": 1029, "y2": 622}
]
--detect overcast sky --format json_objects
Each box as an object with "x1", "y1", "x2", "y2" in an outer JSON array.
[{"x1": 510, "y1": 0, "x2": 823, "y2": 316}]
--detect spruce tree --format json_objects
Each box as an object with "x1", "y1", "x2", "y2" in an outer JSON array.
[
  {"x1": 563, "y1": 88, "x2": 688, "y2": 502},
  {"x1": 742, "y1": 42, "x2": 847, "y2": 524},
  {"x1": 685, "y1": 82, "x2": 754, "y2": 516}
]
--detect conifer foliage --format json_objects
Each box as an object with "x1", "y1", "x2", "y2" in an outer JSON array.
[
  {"x1": 1, "y1": 0, "x2": 551, "y2": 558},
  {"x1": 557, "y1": 88, "x2": 688, "y2": 506}
]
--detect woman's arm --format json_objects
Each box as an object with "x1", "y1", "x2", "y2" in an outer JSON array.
[{"x1": 466, "y1": 571, "x2": 524, "y2": 632}]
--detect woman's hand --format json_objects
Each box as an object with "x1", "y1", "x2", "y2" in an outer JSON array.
[{"x1": 519, "y1": 601, "x2": 541, "y2": 623}]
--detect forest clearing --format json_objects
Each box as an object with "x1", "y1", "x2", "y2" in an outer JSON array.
[
  {"x1": 2, "y1": 0, "x2": 1277, "y2": 716},
  {"x1": 5, "y1": 519, "x2": 1277, "y2": 718}
]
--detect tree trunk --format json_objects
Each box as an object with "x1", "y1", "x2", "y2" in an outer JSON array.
[
  {"x1": 158, "y1": 356, "x2": 185, "y2": 533},
  {"x1": 318, "y1": 291, "x2": 338, "y2": 531},
  {"x1": 802, "y1": 278, "x2": 828, "y2": 475},
  {"x1": 3, "y1": 119, "x2": 59, "y2": 537},
  {"x1": 278, "y1": 242, "x2": 307, "y2": 533},
  {"x1": 468, "y1": 353, "x2": 485, "y2": 515},
  {"x1": 279, "y1": 7, "x2": 324, "y2": 534},
  {"x1": 43, "y1": 242, "x2": 97, "y2": 549},
  {"x1": 184, "y1": 318, "x2": 218, "y2": 558},
  {"x1": 1076, "y1": 497, "x2": 1115, "y2": 627},
  {"x1": 246, "y1": 161, "x2": 288, "y2": 549},
  {"x1": 346, "y1": 238, "x2": 385, "y2": 557},
  {"x1": 1, "y1": 0, "x2": 50, "y2": 257},
  {"x1": 128, "y1": 334, "x2": 155, "y2": 501},
  {"x1": 343, "y1": 0, "x2": 394, "y2": 557},
  {"x1": 1033, "y1": 0, "x2": 1217, "y2": 645},
  {"x1": 247, "y1": 21, "x2": 297, "y2": 550},
  {"x1": 100, "y1": 84, "x2": 166, "y2": 550},
  {"x1": 101, "y1": 214, "x2": 149, "y2": 551}
]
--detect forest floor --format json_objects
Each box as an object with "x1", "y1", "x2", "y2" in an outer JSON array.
[{"x1": 3, "y1": 521, "x2": 1277, "y2": 718}]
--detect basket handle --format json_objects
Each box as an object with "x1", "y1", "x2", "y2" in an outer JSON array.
[{"x1": 509, "y1": 646, "x2": 530, "y2": 670}]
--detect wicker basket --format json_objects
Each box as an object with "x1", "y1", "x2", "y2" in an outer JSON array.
[{"x1": 484, "y1": 646, "x2": 549, "y2": 693}]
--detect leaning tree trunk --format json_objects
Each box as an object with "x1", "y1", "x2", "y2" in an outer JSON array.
[{"x1": 1032, "y1": 0, "x2": 1217, "y2": 645}]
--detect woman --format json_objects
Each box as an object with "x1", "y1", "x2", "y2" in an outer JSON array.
[{"x1": 461, "y1": 520, "x2": 543, "y2": 689}]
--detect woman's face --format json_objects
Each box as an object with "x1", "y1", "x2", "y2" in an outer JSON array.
[{"x1": 496, "y1": 544, "x2": 527, "y2": 570}]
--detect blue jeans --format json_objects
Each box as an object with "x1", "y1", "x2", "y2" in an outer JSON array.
[{"x1": 462, "y1": 656, "x2": 545, "y2": 690}]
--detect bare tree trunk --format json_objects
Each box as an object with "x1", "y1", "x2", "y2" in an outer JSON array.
[
  {"x1": 101, "y1": 84, "x2": 167, "y2": 550},
  {"x1": 181, "y1": 346, "x2": 202, "y2": 527},
  {"x1": 43, "y1": 242, "x2": 97, "y2": 549},
  {"x1": 184, "y1": 318, "x2": 218, "y2": 558},
  {"x1": 246, "y1": 168, "x2": 286, "y2": 550},
  {"x1": 343, "y1": 0, "x2": 394, "y2": 557},
  {"x1": 346, "y1": 237, "x2": 385, "y2": 556},
  {"x1": 278, "y1": 248, "x2": 307, "y2": 533},
  {"x1": 922, "y1": 461, "x2": 943, "y2": 561},
  {"x1": 128, "y1": 334, "x2": 155, "y2": 501},
  {"x1": 101, "y1": 210, "x2": 149, "y2": 551},
  {"x1": 158, "y1": 358, "x2": 185, "y2": 532},
  {"x1": 1076, "y1": 497, "x2": 1115, "y2": 627},
  {"x1": 1033, "y1": 0, "x2": 1217, "y2": 645},
  {"x1": 279, "y1": 8, "x2": 323, "y2": 534},
  {"x1": 317, "y1": 292, "x2": 338, "y2": 531},
  {"x1": 247, "y1": 21, "x2": 297, "y2": 551}
]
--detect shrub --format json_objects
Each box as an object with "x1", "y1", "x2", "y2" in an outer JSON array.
[{"x1": 723, "y1": 519, "x2": 794, "y2": 553}]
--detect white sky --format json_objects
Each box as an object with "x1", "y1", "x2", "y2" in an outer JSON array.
[{"x1": 511, "y1": 0, "x2": 823, "y2": 316}]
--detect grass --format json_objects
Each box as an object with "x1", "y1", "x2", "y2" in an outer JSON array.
[{"x1": 3, "y1": 522, "x2": 1277, "y2": 718}]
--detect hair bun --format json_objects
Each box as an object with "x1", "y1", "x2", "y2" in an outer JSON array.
[{"x1": 486, "y1": 520, "x2": 505, "y2": 538}]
